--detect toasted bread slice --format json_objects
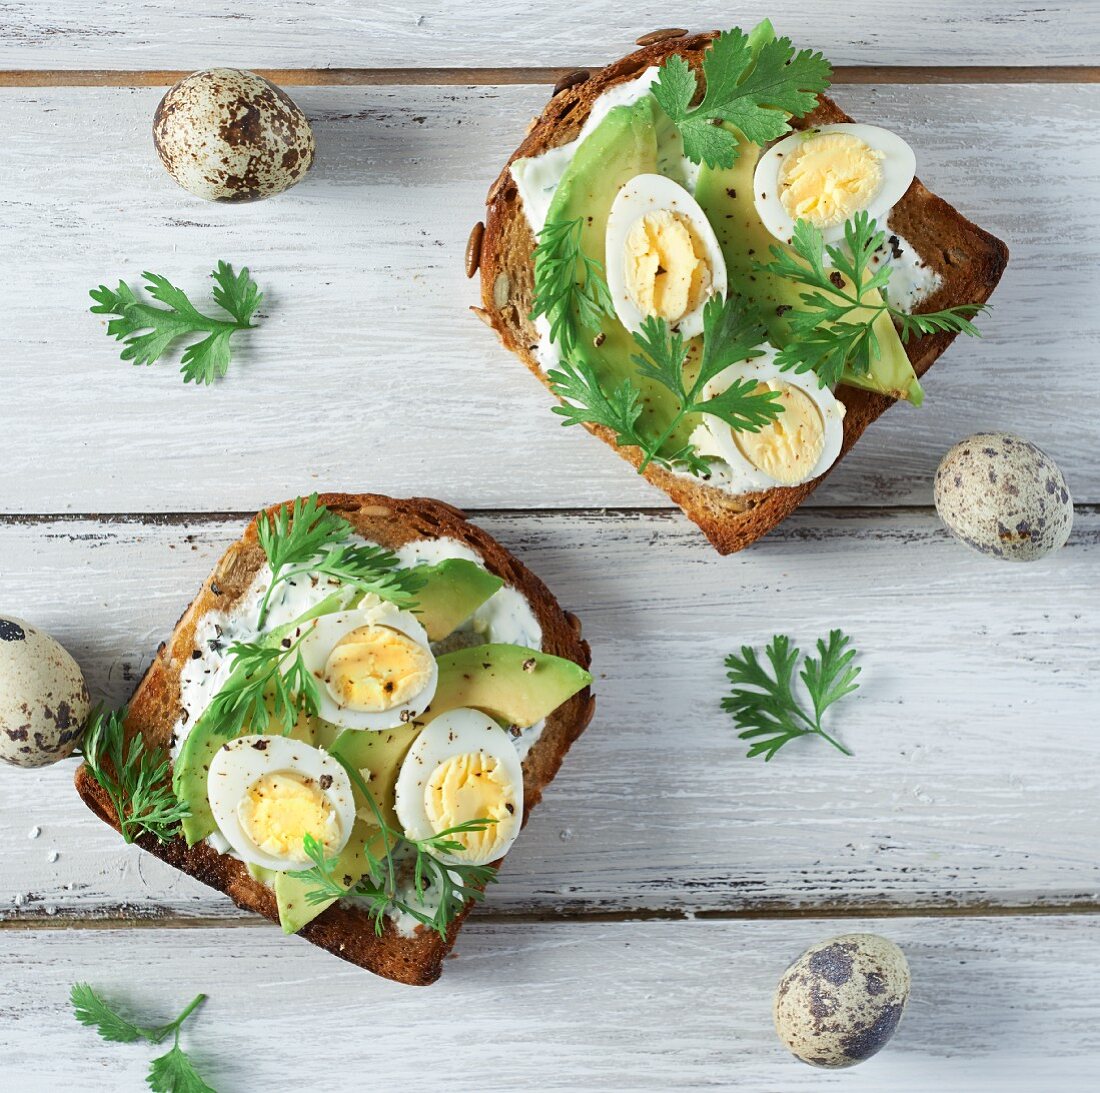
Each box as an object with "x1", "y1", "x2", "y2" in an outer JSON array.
[
  {"x1": 74, "y1": 494, "x2": 594, "y2": 986},
  {"x1": 478, "y1": 32, "x2": 1009, "y2": 554}
]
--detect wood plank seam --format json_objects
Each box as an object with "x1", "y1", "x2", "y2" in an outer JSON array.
[{"x1": 0, "y1": 66, "x2": 1097, "y2": 88}]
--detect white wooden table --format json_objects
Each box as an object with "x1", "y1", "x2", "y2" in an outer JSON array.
[{"x1": 2, "y1": 3, "x2": 1099, "y2": 1088}]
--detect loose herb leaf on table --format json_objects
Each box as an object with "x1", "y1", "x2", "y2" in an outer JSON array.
[
  {"x1": 722, "y1": 630, "x2": 862, "y2": 760},
  {"x1": 90, "y1": 261, "x2": 261, "y2": 385}
]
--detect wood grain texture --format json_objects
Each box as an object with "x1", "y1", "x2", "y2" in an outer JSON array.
[
  {"x1": 1, "y1": 510, "x2": 1096, "y2": 921},
  {"x1": 2, "y1": 2, "x2": 1098, "y2": 68},
  {"x1": 3, "y1": 917, "x2": 1099, "y2": 1089},
  {"x1": 2, "y1": 83, "x2": 1097, "y2": 512}
]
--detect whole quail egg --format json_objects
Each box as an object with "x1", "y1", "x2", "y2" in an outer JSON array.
[
  {"x1": 774, "y1": 933, "x2": 910, "y2": 1068},
  {"x1": 153, "y1": 68, "x2": 315, "y2": 202},
  {"x1": 0, "y1": 617, "x2": 90, "y2": 768},
  {"x1": 935, "y1": 432, "x2": 1073, "y2": 562}
]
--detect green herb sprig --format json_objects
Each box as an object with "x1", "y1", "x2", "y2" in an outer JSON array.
[
  {"x1": 530, "y1": 216, "x2": 615, "y2": 359},
  {"x1": 90, "y1": 261, "x2": 261, "y2": 385},
  {"x1": 256, "y1": 493, "x2": 423, "y2": 628},
  {"x1": 722, "y1": 631, "x2": 861, "y2": 760},
  {"x1": 79, "y1": 707, "x2": 190, "y2": 844},
  {"x1": 287, "y1": 758, "x2": 499, "y2": 939},
  {"x1": 651, "y1": 26, "x2": 831, "y2": 169},
  {"x1": 548, "y1": 293, "x2": 784, "y2": 474},
  {"x1": 71, "y1": 983, "x2": 215, "y2": 1093},
  {"x1": 758, "y1": 213, "x2": 987, "y2": 388}
]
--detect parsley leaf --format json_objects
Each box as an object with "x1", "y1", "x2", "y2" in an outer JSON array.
[
  {"x1": 148, "y1": 1039, "x2": 217, "y2": 1093},
  {"x1": 78, "y1": 707, "x2": 190, "y2": 844},
  {"x1": 758, "y1": 213, "x2": 988, "y2": 387},
  {"x1": 71, "y1": 984, "x2": 206, "y2": 1046},
  {"x1": 530, "y1": 216, "x2": 615, "y2": 359},
  {"x1": 548, "y1": 293, "x2": 783, "y2": 474},
  {"x1": 722, "y1": 631, "x2": 861, "y2": 760},
  {"x1": 651, "y1": 27, "x2": 831, "y2": 168},
  {"x1": 90, "y1": 261, "x2": 261, "y2": 385}
]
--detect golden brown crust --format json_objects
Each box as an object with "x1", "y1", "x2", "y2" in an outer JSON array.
[
  {"x1": 74, "y1": 494, "x2": 594, "y2": 986},
  {"x1": 479, "y1": 33, "x2": 1009, "y2": 554}
]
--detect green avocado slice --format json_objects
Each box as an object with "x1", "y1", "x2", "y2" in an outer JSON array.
[
  {"x1": 694, "y1": 129, "x2": 923, "y2": 404},
  {"x1": 425, "y1": 644, "x2": 592, "y2": 730},
  {"x1": 411, "y1": 558, "x2": 503, "y2": 642}
]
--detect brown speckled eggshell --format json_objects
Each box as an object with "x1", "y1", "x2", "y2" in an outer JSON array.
[
  {"x1": 773, "y1": 933, "x2": 910, "y2": 1068},
  {"x1": 0, "y1": 616, "x2": 90, "y2": 768},
  {"x1": 934, "y1": 432, "x2": 1073, "y2": 562},
  {"x1": 153, "y1": 68, "x2": 315, "y2": 202}
]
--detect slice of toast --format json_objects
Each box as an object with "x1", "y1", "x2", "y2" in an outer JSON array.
[
  {"x1": 478, "y1": 32, "x2": 1009, "y2": 554},
  {"x1": 74, "y1": 494, "x2": 594, "y2": 986}
]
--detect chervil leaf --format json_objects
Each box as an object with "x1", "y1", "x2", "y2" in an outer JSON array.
[
  {"x1": 652, "y1": 26, "x2": 831, "y2": 168},
  {"x1": 530, "y1": 216, "x2": 614, "y2": 358},
  {"x1": 757, "y1": 211, "x2": 988, "y2": 386},
  {"x1": 90, "y1": 263, "x2": 261, "y2": 385},
  {"x1": 722, "y1": 632, "x2": 861, "y2": 760},
  {"x1": 147, "y1": 1040, "x2": 217, "y2": 1093},
  {"x1": 258, "y1": 493, "x2": 352, "y2": 575},
  {"x1": 78, "y1": 708, "x2": 190, "y2": 844},
  {"x1": 548, "y1": 293, "x2": 781, "y2": 474}
]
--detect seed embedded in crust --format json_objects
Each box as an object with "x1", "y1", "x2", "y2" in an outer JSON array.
[
  {"x1": 552, "y1": 69, "x2": 590, "y2": 97},
  {"x1": 635, "y1": 28, "x2": 688, "y2": 46},
  {"x1": 470, "y1": 306, "x2": 493, "y2": 328},
  {"x1": 465, "y1": 221, "x2": 485, "y2": 279}
]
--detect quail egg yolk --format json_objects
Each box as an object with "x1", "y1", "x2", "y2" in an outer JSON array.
[
  {"x1": 624, "y1": 209, "x2": 711, "y2": 325},
  {"x1": 778, "y1": 133, "x2": 884, "y2": 228},
  {"x1": 424, "y1": 752, "x2": 517, "y2": 862},
  {"x1": 238, "y1": 772, "x2": 340, "y2": 863},
  {"x1": 735, "y1": 383, "x2": 827, "y2": 486},
  {"x1": 323, "y1": 624, "x2": 433, "y2": 713}
]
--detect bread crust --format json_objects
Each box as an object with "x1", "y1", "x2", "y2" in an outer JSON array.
[
  {"x1": 74, "y1": 494, "x2": 594, "y2": 986},
  {"x1": 479, "y1": 33, "x2": 1009, "y2": 554}
]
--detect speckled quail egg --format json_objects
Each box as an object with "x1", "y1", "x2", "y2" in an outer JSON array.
[
  {"x1": 0, "y1": 616, "x2": 90, "y2": 768},
  {"x1": 774, "y1": 933, "x2": 910, "y2": 1069},
  {"x1": 153, "y1": 68, "x2": 315, "y2": 202},
  {"x1": 934, "y1": 432, "x2": 1073, "y2": 562}
]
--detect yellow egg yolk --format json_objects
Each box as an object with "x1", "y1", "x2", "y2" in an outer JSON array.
[
  {"x1": 424, "y1": 752, "x2": 517, "y2": 862},
  {"x1": 778, "y1": 133, "x2": 884, "y2": 228},
  {"x1": 735, "y1": 382, "x2": 827, "y2": 486},
  {"x1": 237, "y1": 772, "x2": 340, "y2": 863},
  {"x1": 624, "y1": 209, "x2": 711, "y2": 326},
  {"x1": 323, "y1": 624, "x2": 433, "y2": 713}
]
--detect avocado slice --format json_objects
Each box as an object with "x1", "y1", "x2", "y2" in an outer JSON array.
[
  {"x1": 694, "y1": 130, "x2": 923, "y2": 404},
  {"x1": 273, "y1": 722, "x2": 419, "y2": 933},
  {"x1": 412, "y1": 558, "x2": 503, "y2": 642},
  {"x1": 541, "y1": 96, "x2": 697, "y2": 448},
  {"x1": 425, "y1": 644, "x2": 591, "y2": 729}
]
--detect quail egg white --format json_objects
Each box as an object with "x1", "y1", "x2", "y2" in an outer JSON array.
[
  {"x1": 934, "y1": 432, "x2": 1073, "y2": 562},
  {"x1": 0, "y1": 616, "x2": 90, "y2": 768},
  {"x1": 690, "y1": 348, "x2": 846, "y2": 489},
  {"x1": 605, "y1": 173, "x2": 727, "y2": 339},
  {"x1": 774, "y1": 933, "x2": 911, "y2": 1068},
  {"x1": 394, "y1": 708, "x2": 524, "y2": 866},
  {"x1": 297, "y1": 601, "x2": 438, "y2": 731},
  {"x1": 754, "y1": 124, "x2": 916, "y2": 246},
  {"x1": 153, "y1": 68, "x2": 315, "y2": 202},
  {"x1": 207, "y1": 734, "x2": 355, "y2": 871}
]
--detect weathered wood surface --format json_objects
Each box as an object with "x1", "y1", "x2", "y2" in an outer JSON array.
[
  {"x1": 2, "y1": 83, "x2": 1097, "y2": 512},
  {"x1": 2, "y1": 510, "x2": 1096, "y2": 921},
  {"x1": 2, "y1": 2, "x2": 1098, "y2": 69},
  {"x1": 2, "y1": 916, "x2": 1098, "y2": 1090}
]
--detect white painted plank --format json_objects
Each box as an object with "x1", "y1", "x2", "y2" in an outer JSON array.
[
  {"x1": 2, "y1": 916, "x2": 1098, "y2": 1089},
  {"x1": 2, "y1": 83, "x2": 1097, "y2": 511},
  {"x1": 1, "y1": 510, "x2": 1097, "y2": 920},
  {"x1": 1, "y1": 1, "x2": 1098, "y2": 68}
]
